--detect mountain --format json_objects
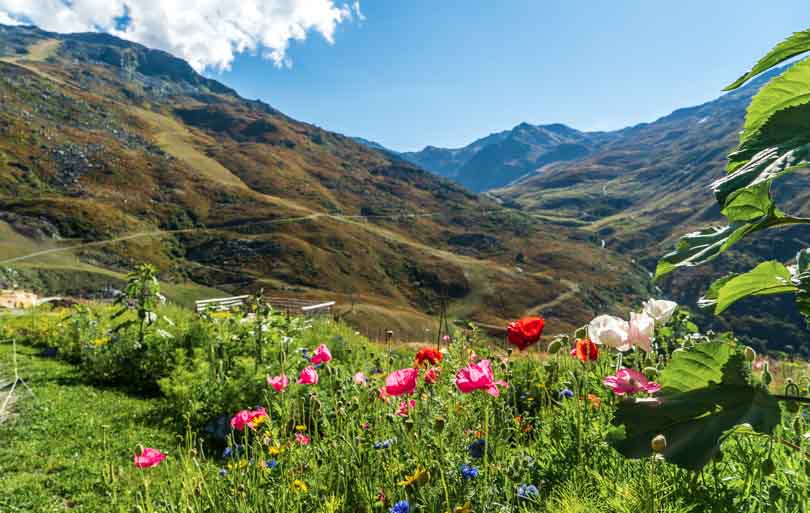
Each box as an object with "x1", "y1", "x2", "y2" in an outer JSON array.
[
  {"x1": 493, "y1": 68, "x2": 810, "y2": 350},
  {"x1": 398, "y1": 123, "x2": 614, "y2": 192},
  {"x1": 0, "y1": 24, "x2": 653, "y2": 339}
]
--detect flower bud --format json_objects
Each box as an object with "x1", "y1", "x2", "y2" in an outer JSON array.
[
  {"x1": 651, "y1": 434, "x2": 667, "y2": 454},
  {"x1": 743, "y1": 346, "x2": 757, "y2": 362},
  {"x1": 547, "y1": 339, "x2": 562, "y2": 354}
]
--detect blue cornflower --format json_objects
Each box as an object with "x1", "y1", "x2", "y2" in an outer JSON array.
[
  {"x1": 222, "y1": 445, "x2": 242, "y2": 459},
  {"x1": 222, "y1": 447, "x2": 232, "y2": 459},
  {"x1": 517, "y1": 483, "x2": 540, "y2": 500},
  {"x1": 374, "y1": 439, "x2": 394, "y2": 449},
  {"x1": 389, "y1": 500, "x2": 410, "y2": 513},
  {"x1": 558, "y1": 388, "x2": 574, "y2": 400},
  {"x1": 460, "y1": 464, "x2": 479, "y2": 479},
  {"x1": 468, "y1": 438, "x2": 486, "y2": 459},
  {"x1": 265, "y1": 459, "x2": 277, "y2": 469}
]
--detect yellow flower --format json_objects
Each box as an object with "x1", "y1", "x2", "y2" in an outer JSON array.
[
  {"x1": 295, "y1": 424, "x2": 306, "y2": 432},
  {"x1": 398, "y1": 467, "x2": 428, "y2": 487},
  {"x1": 448, "y1": 503, "x2": 471, "y2": 513},
  {"x1": 227, "y1": 459, "x2": 248, "y2": 471},
  {"x1": 268, "y1": 446, "x2": 283, "y2": 456},
  {"x1": 291, "y1": 479, "x2": 309, "y2": 493},
  {"x1": 250, "y1": 416, "x2": 267, "y2": 428},
  {"x1": 92, "y1": 338, "x2": 109, "y2": 347}
]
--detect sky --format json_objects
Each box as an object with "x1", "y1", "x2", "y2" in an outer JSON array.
[{"x1": 2, "y1": 1, "x2": 809, "y2": 151}]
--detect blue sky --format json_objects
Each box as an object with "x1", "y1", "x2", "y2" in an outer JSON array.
[{"x1": 206, "y1": 1, "x2": 807, "y2": 152}]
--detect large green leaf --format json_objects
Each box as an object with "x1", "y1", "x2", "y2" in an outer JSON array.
[
  {"x1": 655, "y1": 219, "x2": 769, "y2": 279},
  {"x1": 737, "y1": 57, "x2": 810, "y2": 149},
  {"x1": 725, "y1": 29, "x2": 810, "y2": 91},
  {"x1": 608, "y1": 342, "x2": 780, "y2": 471},
  {"x1": 709, "y1": 261, "x2": 799, "y2": 314},
  {"x1": 718, "y1": 182, "x2": 774, "y2": 222}
]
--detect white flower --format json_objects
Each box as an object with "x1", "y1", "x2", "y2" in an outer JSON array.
[
  {"x1": 588, "y1": 315, "x2": 630, "y2": 351},
  {"x1": 643, "y1": 299, "x2": 678, "y2": 324},
  {"x1": 628, "y1": 312, "x2": 655, "y2": 352},
  {"x1": 145, "y1": 311, "x2": 157, "y2": 324}
]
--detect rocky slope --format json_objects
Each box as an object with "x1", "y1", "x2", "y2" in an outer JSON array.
[{"x1": 0, "y1": 24, "x2": 653, "y2": 339}]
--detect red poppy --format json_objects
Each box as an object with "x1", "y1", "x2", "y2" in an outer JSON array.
[
  {"x1": 506, "y1": 316, "x2": 545, "y2": 351},
  {"x1": 415, "y1": 347, "x2": 443, "y2": 366},
  {"x1": 574, "y1": 338, "x2": 598, "y2": 362}
]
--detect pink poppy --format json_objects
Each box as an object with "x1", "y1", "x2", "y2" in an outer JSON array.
[
  {"x1": 424, "y1": 367, "x2": 439, "y2": 384},
  {"x1": 396, "y1": 399, "x2": 416, "y2": 417},
  {"x1": 603, "y1": 368, "x2": 661, "y2": 396},
  {"x1": 298, "y1": 366, "x2": 319, "y2": 385},
  {"x1": 385, "y1": 367, "x2": 419, "y2": 396},
  {"x1": 295, "y1": 432, "x2": 311, "y2": 445},
  {"x1": 310, "y1": 344, "x2": 332, "y2": 365},
  {"x1": 455, "y1": 359, "x2": 508, "y2": 397},
  {"x1": 354, "y1": 372, "x2": 368, "y2": 385},
  {"x1": 267, "y1": 374, "x2": 289, "y2": 393},
  {"x1": 230, "y1": 408, "x2": 268, "y2": 430},
  {"x1": 133, "y1": 447, "x2": 166, "y2": 469}
]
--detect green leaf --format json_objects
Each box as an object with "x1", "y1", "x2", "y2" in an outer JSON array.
[
  {"x1": 739, "y1": 57, "x2": 810, "y2": 149},
  {"x1": 655, "y1": 221, "x2": 767, "y2": 280},
  {"x1": 712, "y1": 261, "x2": 799, "y2": 314},
  {"x1": 725, "y1": 29, "x2": 810, "y2": 91},
  {"x1": 609, "y1": 342, "x2": 780, "y2": 471},
  {"x1": 718, "y1": 182, "x2": 773, "y2": 222},
  {"x1": 698, "y1": 274, "x2": 736, "y2": 310}
]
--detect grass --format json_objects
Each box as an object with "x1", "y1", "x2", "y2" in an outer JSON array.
[{"x1": 0, "y1": 342, "x2": 177, "y2": 513}]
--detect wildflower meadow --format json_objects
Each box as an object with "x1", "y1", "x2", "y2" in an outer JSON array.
[{"x1": 3, "y1": 23, "x2": 810, "y2": 513}]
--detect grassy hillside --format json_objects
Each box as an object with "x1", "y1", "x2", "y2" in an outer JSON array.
[{"x1": 0, "y1": 24, "x2": 653, "y2": 338}]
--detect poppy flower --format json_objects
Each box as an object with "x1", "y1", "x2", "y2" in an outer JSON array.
[
  {"x1": 310, "y1": 344, "x2": 332, "y2": 365},
  {"x1": 385, "y1": 368, "x2": 419, "y2": 396},
  {"x1": 587, "y1": 393, "x2": 601, "y2": 408},
  {"x1": 603, "y1": 368, "x2": 661, "y2": 395},
  {"x1": 295, "y1": 432, "x2": 311, "y2": 445},
  {"x1": 396, "y1": 399, "x2": 416, "y2": 417},
  {"x1": 133, "y1": 447, "x2": 166, "y2": 468},
  {"x1": 628, "y1": 312, "x2": 655, "y2": 352},
  {"x1": 230, "y1": 408, "x2": 267, "y2": 431},
  {"x1": 423, "y1": 367, "x2": 439, "y2": 384},
  {"x1": 643, "y1": 298, "x2": 678, "y2": 324},
  {"x1": 588, "y1": 315, "x2": 631, "y2": 351},
  {"x1": 298, "y1": 366, "x2": 319, "y2": 385},
  {"x1": 574, "y1": 338, "x2": 598, "y2": 361},
  {"x1": 507, "y1": 316, "x2": 545, "y2": 350},
  {"x1": 455, "y1": 360, "x2": 508, "y2": 397},
  {"x1": 415, "y1": 347, "x2": 443, "y2": 366},
  {"x1": 267, "y1": 374, "x2": 289, "y2": 393},
  {"x1": 354, "y1": 372, "x2": 368, "y2": 385}
]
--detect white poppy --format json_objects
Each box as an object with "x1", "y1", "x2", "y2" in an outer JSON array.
[
  {"x1": 628, "y1": 312, "x2": 655, "y2": 352},
  {"x1": 588, "y1": 315, "x2": 630, "y2": 351},
  {"x1": 643, "y1": 299, "x2": 678, "y2": 324}
]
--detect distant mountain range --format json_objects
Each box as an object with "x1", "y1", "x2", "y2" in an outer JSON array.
[
  {"x1": 0, "y1": 23, "x2": 652, "y2": 339},
  {"x1": 358, "y1": 68, "x2": 810, "y2": 348}
]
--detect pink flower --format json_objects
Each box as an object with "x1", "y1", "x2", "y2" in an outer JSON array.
[
  {"x1": 385, "y1": 367, "x2": 419, "y2": 396},
  {"x1": 396, "y1": 399, "x2": 416, "y2": 417},
  {"x1": 295, "y1": 432, "x2": 311, "y2": 445},
  {"x1": 133, "y1": 447, "x2": 166, "y2": 468},
  {"x1": 378, "y1": 386, "x2": 391, "y2": 403},
  {"x1": 230, "y1": 408, "x2": 268, "y2": 430},
  {"x1": 267, "y1": 374, "x2": 289, "y2": 393},
  {"x1": 455, "y1": 359, "x2": 508, "y2": 397},
  {"x1": 442, "y1": 335, "x2": 451, "y2": 342},
  {"x1": 603, "y1": 368, "x2": 661, "y2": 396},
  {"x1": 424, "y1": 367, "x2": 439, "y2": 384},
  {"x1": 298, "y1": 366, "x2": 319, "y2": 385},
  {"x1": 310, "y1": 344, "x2": 332, "y2": 365},
  {"x1": 354, "y1": 372, "x2": 368, "y2": 385}
]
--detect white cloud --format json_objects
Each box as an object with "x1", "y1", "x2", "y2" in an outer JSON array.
[
  {"x1": 0, "y1": 0, "x2": 359, "y2": 71},
  {"x1": 0, "y1": 10, "x2": 21, "y2": 25}
]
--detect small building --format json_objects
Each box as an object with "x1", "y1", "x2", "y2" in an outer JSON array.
[{"x1": 0, "y1": 290, "x2": 40, "y2": 309}]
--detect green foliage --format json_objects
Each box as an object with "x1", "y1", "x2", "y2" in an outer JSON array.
[
  {"x1": 725, "y1": 29, "x2": 810, "y2": 90},
  {"x1": 608, "y1": 342, "x2": 780, "y2": 470},
  {"x1": 656, "y1": 28, "x2": 810, "y2": 327}
]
